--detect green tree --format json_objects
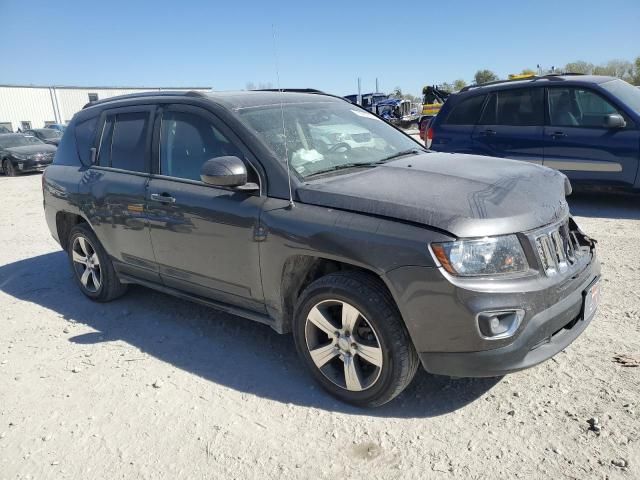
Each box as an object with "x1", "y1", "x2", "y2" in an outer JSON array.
[
  {"x1": 439, "y1": 82, "x2": 454, "y2": 93},
  {"x1": 452, "y1": 79, "x2": 467, "y2": 91},
  {"x1": 633, "y1": 57, "x2": 640, "y2": 85},
  {"x1": 593, "y1": 60, "x2": 633, "y2": 79},
  {"x1": 474, "y1": 69, "x2": 499, "y2": 85},
  {"x1": 520, "y1": 68, "x2": 536, "y2": 76},
  {"x1": 391, "y1": 86, "x2": 403, "y2": 99},
  {"x1": 403, "y1": 93, "x2": 421, "y2": 103},
  {"x1": 564, "y1": 61, "x2": 594, "y2": 75},
  {"x1": 245, "y1": 81, "x2": 274, "y2": 90}
]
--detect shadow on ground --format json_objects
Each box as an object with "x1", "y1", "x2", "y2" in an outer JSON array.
[
  {"x1": 568, "y1": 190, "x2": 639, "y2": 220},
  {"x1": 0, "y1": 251, "x2": 499, "y2": 418}
]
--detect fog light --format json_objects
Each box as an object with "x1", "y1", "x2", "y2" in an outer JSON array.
[
  {"x1": 18, "y1": 163, "x2": 24, "y2": 170},
  {"x1": 477, "y1": 310, "x2": 524, "y2": 340},
  {"x1": 489, "y1": 316, "x2": 502, "y2": 333}
]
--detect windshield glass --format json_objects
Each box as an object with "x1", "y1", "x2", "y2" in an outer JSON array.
[
  {"x1": 40, "y1": 129, "x2": 62, "y2": 139},
  {"x1": 238, "y1": 101, "x2": 421, "y2": 178},
  {"x1": 601, "y1": 79, "x2": 640, "y2": 113},
  {"x1": 0, "y1": 135, "x2": 45, "y2": 148}
]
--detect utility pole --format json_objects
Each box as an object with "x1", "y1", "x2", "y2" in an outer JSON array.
[{"x1": 357, "y1": 77, "x2": 362, "y2": 105}]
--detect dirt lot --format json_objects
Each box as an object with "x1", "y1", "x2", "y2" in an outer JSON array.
[{"x1": 0, "y1": 173, "x2": 638, "y2": 480}]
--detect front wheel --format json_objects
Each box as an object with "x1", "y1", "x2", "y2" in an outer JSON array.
[
  {"x1": 3, "y1": 159, "x2": 17, "y2": 176},
  {"x1": 293, "y1": 272, "x2": 419, "y2": 407}
]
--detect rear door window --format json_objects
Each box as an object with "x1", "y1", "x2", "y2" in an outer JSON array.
[
  {"x1": 97, "y1": 111, "x2": 151, "y2": 172},
  {"x1": 481, "y1": 88, "x2": 543, "y2": 126},
  {"x1": 444, "y1": 95, "x2": 486, "y2": 125}
]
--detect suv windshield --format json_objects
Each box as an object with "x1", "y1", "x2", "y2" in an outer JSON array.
[
  {"x1": 601, "y1": 79, "x2": 640, "y2": 113},
  {"x1": 40, "y1": 129, "x2": 62, "y2": 139},
  {"x1": 238, "y1": 101, "x2": 421, "y2": 178},
  {"x1": 0, "y1": 135, "x2": 44, "y2": 148}
]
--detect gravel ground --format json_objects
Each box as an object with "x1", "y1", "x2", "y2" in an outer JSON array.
[{"x1": 0, "y1": 173, "x2": 638, "y2": 480}]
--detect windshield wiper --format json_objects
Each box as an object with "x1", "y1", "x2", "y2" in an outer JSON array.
[
  {"x1": 305, "y1": 148, "x2": 426, "y2": 178},
  {"x1": 375, "y1": 148, "x2": 426, "y2": 164},
  {"x1": 305, "y1": 162, "x2": 377, "y2": 178}
]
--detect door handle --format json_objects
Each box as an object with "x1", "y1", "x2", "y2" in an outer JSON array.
[
  {"x1": 549, "y1": 131, "x2": 567, "y2": 139},
  {"x1": 150, "y1": 193, "x2": 176, "y2": 203},
  {"x1": 480, "y1": 129, "x2": 497, "y2": 136}
]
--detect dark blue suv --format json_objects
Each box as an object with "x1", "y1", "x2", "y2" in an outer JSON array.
[{"x1": 430, "y1": 75, "x2": 640, "y2": 189}]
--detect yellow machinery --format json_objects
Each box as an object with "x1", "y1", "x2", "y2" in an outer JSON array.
[
  {"x1": 508, "y1": 73, "x2": 537, "y2": 80},
  {"x1": 421, "y1": 85, "x2": 450, "y2": 118}
]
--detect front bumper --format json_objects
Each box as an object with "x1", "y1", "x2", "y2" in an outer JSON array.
[
  {"x1": 385, "y1": 249, "x2": 600, "y2": 378},
  {"x1": 9, "y1": 156, "x2": 53, "y2": 172},
  {"x1": 419, "y1": 273, "x2": 598, "y2": 377}
]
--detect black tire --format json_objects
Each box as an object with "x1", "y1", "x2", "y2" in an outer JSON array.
[
  {"x1": 67, "y1": 223, "x2": 127, "y2": 302},
  {"x1": 3, "y1": 159, "x2": 17, "y2": 177},
  {"x1": 293, "y1": 271, "x2": 419, "y2": 407}
]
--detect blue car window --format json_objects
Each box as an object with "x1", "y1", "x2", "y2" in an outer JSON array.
[
  {"x1": 479, "y1": 88, "x2": 543, "y2": 126},
  {"x1": 495, "y1": 88, "x2": 543, "y2": 126},
  {"x1": 549, "y1": 88, "x2": 622, "y2": 128},
  {"x1": 443, "y1": 95, "x2": 486, "y2": 125}
]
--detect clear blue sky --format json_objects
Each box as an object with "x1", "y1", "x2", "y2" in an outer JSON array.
[{"x1": 2, "y1": 0, "x2": 639, "y2": 96}]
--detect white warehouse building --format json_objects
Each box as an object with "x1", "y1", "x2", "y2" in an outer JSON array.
[{"x1": 0, "y1": 84, "x2": 211, "y2": 132}]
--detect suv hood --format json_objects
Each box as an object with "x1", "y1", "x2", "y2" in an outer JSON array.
[
  {"x1": 6, "y1": 144, "x2": 57, "y2": 155},
  {"x1": 297, "y1": 152, "x2": 570, "y2": 238}
]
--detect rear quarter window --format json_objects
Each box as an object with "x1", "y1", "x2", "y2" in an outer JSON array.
[
  {"x1": 74, "y1": 115, "x2": 99, "y2": 165},
  {"x1": 443, "y1": 95, "x2": 486, "y2": 125}
]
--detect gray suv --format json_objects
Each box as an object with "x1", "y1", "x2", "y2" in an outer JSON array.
[{"x1": 43, "y1": 90, "x2": 600, "y2": 407}]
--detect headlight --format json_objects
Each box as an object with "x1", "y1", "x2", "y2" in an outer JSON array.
[
  {"x1": 13, "y1": 153, "x2": 38, "y2": 161},
  {"x1": 431, "y1": 235, "x2": 528, "y2": 276}
]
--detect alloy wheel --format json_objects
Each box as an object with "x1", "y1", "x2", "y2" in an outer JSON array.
[
  {"x1": 71, "y1": 236, "x2": 102, "y2": 293},
  {"x1": 304, "y1": 299, "x2": 383, "y2": 392}
]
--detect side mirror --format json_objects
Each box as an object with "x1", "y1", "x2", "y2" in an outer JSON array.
[
  {"x1": 604, "y1": 113, "x2": 626, "y2": 129},
  {"x1": 201, "y1": 156, "x2": 253, "y2": 189}
]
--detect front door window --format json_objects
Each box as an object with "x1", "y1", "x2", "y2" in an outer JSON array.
[
  {"x1": 159, "y1": 111, "x2": 242, "y2": 181},
  {"x1": 548, "y1": 88, "x2": 622, "y2": 128}
]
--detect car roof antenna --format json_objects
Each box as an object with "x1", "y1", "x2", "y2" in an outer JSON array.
[{"x1": 272, "y1": 24, "x2": 295, "y2": 208}]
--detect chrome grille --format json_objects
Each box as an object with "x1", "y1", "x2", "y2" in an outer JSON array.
[{"x1": 535, "y1": 221, "x2": 583, "y2": 276}]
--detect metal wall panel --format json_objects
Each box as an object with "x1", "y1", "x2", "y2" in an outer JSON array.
[
  {"x1": 0, "y1": 87, "x2": 56, "y2": 131},
  {"x1": 0, "y1": 86, "x2": 210, "y2": 131}
]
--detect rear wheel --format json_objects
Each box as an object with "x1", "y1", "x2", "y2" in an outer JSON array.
[
  {"x1": 67, "y1": 224, "x2": 127, "y2": 302},
  {"x1": 293, "y1": 272, "x2": 419, "y2": 407}
]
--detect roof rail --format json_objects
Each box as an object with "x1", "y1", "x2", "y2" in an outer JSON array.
[
  {"x1": 544, "y1": 72, "x2": 585, "y2": 77},
  {"x1": 459, "y1": 77, "x2": 531, "y2": 92},
  {"x1": 252, "y1": 88, "x2": 352, "y2": 104},
  {"x1": 82, "y1": 90, "x2": 207, "y2": 109},
  {"x1": 253, "y1": 88, "x2": 328, "y2": 94},
  {"x1": 459, "y1": 72, "x2": 587, "y2": 93}
]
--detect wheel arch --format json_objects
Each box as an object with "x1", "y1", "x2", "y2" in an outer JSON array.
[
  {"x1": 56, "y1": 211, "x2": 89, "y2": 250},
  {"x1": 277, "y1": 255, "x2": 396, "y2": 334}
]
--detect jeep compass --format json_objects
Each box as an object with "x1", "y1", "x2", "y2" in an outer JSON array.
[{"x1": 42, "y1": 90, "x2": 600, "y2": 407}]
